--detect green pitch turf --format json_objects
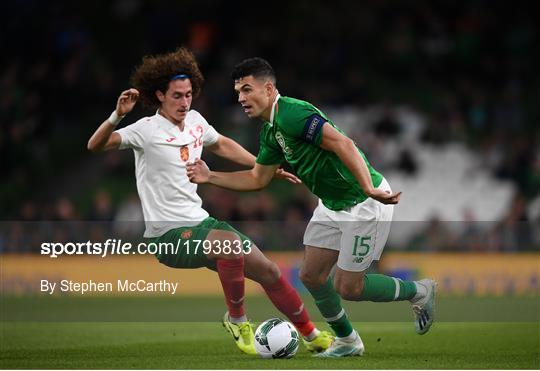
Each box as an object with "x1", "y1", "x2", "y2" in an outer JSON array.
[
  {"x1": 1, "y1": 296, "x2": 539, "y2": 369},
  {"x1": 1, "y1": 322, "x2": 538, "y2": 369}
]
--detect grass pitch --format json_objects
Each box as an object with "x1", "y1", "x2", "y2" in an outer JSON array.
[
  {"x1": 1, "y1": 296, "x2": 539, "y2": 369},
  {"x1": 1, "y1": 322, "x2": 538, "y2": 369}
]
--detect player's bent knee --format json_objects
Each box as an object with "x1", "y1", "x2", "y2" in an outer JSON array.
[
  {"x1": 255, "y1": 261, "x2": 281, "y2": 285},
  {"x1": 299, "y1": 268, "x2": 327, "y2": 289},
  {"x1": 334, "y1": 281, "x2": 363, "y2": 301},
  {"x1": 266, "y1": 261, "x2": 280, "y2": 281},
  {"x1": 205, "y1": 230, "x2": 243, "y2": 260}
]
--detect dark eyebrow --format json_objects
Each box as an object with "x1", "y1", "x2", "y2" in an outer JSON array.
[{"x1": 234, "y1": 84, "x2": 251, "y2": 92}]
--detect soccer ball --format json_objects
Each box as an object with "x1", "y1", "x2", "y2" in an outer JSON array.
[{"x1": 254, "y1": 318, "x2": 300, "y2": 359}]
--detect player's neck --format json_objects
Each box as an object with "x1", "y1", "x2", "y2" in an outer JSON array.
[
  {"x1": 158, "y1": 108, "x2": 185, "y2": 130},
  {"x1": 175, "y1": 121, "x2": 185, "y2": 131},
  {"x1": 261, "y1": 90, "x2": 280, "y2": 122}
]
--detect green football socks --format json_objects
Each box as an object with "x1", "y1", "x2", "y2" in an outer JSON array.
[
  {"x1": 306, "y1": 275, "x2": 417, "y2": 337},
  {"x1": 358, "y1": 274, "x2": 417, "y2": 301},
  {"x1": 306, "y1": 278, "x2": 354, "y2": 337}
]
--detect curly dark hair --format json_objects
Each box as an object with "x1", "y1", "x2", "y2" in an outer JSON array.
[{"x1": 130, "y1": 47, "x2": 204, "y2": 109}]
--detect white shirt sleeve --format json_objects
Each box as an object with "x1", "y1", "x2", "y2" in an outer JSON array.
[
  {"x1": 193, "y1": 111, "x2": 219, "y2": 147},
  {"x1": 115, "y1": 119, "x2": 153, "y2": 150},
  {"x1": 203, "y1": 125, "x2": 219, "y2": 147}
]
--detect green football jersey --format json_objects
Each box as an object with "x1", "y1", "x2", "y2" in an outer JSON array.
[{"x1": 256, "y1": 95, "x2": 383, "y2": 211}]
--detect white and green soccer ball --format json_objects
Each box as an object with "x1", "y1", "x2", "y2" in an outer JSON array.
[{"x1": 254, "y1": 318, "x2": 299, "y2": 359}]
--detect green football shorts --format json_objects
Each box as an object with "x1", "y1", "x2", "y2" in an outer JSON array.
[{"x1": 148, "y1": 217, "x2": 254, "y2": 269}]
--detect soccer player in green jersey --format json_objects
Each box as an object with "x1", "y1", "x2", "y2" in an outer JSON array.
[
  {"x1": 88, "y1": 50, "x2": 333, "y2": 356},
  {"x1": 187, "y1": 57, "x2": 437, "y2": 357}
]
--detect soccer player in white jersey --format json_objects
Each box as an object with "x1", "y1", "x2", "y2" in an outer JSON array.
[{"x1": 87, "y1": 48, "x2": 332, "y2": 355}]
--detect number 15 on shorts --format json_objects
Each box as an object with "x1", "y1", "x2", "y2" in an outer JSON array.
[{"x1": 352, "y1": 235, "x2": 371, "y2": 263}]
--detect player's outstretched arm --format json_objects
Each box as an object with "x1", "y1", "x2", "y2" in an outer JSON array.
[
  {"x1": 187, "y1": 159, "x2": 278, "y2": 191},
  {"x1": 206, "y1": 135, "x2": 256, "y2": 167},
  {"x1": 207, "y1": 135, "x2": 301, "y2": 184},
  {"x1": 87, "y1": 89, "x2": 139, "y2": 153},
  {"x1": 320, "y1": 123, "x2": 401, "y2": 205}
]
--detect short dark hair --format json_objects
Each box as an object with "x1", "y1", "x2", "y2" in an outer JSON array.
[
  {"x1": 231, "y1": 57, "x2": 276, "y2": 84},
  {"x1": 130, "y1": 47, "x2": 204, "y2": 109}
]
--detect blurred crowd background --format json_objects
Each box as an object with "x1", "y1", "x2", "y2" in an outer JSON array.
[{"x1": 2, "y1": 0, "x2": 539, "y2": 252}]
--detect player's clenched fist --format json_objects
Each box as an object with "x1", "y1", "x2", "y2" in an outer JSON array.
[
  {"x1": 187, "y1": 158, "x2": 210, "y2": 184},
  {"x1": 368, "y1": 189, "x2": 402, "y2": 205},
  {"x1": 116, "y1": 88, "x2": 139, "y2": 116}
]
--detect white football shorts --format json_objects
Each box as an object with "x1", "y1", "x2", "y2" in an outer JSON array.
[{"x1": 303, "y1": 177, "x2": 394, "y2": 272}]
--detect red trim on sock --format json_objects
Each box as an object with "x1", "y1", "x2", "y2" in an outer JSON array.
[
  {"x1": 263, "y1": 275, "x2": 315, "y2": 337},
  {"x1": 217, "y1": 258, "x2": 245, "y2": 318}
]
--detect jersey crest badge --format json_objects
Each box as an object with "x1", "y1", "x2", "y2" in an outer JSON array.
[
  {"x1": 180, "y1": 146, "x2": 189, "y2": 161},
  {"x1": 275, "y1": 131, "x2": 293, "y2": 156},
  {"x1": 181, "y1": 229, "x2": 193, "y2": 239}
]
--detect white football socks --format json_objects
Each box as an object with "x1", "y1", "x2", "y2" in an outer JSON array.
[
  {"x1": 229, "y1": 315, "x2": 248, "y2": 324},
  {"x1": 411, "y1": 281, "x2": 428, "y2": 302},
  {"x1": 304, "y1": 328, "x2": 320, "y2": 341},
  {"x1": 338, "y1": 329, "x2": 358, "y2": 342}
]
